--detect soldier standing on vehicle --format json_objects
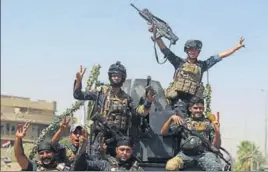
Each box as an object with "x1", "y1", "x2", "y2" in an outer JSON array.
[
  {"x1": 149, "y1": 26, "x2": 245, "y2": 117},
  {"x1": 72, "y1": 136, "x2": 144, "y2": 171},
  {"x1": 73, "y1": 61, "x2": 155, "y2": 157},
  {"x1": 51, "y1": 118, "x2": 88, "y2": 167},
  {"x1": 160, "y1": 98, "x2": 223, "y2": 171},
  {"x1": 14, "y1": 121, "x2": 70, "y2": 171}
]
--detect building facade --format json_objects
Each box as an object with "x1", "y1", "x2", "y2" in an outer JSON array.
[{"x1": 1, "y1": 95, "x2": 57, "y2": 144}]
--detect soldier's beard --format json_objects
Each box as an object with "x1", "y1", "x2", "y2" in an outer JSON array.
[
  {"x1": 117, "y1": 156, "x2": 131, "y2": 164},
  {"x1": 192, "y1": 113, "x2": 203, "y2": 119},
  {"x1": 41, "y1": 157, "x2": 55, "y2": 166}
]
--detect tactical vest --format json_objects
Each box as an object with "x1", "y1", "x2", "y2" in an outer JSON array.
[
  {"x1": 108, "y1": 156, "x2": 141, "y2": 171},
  {"x1": 180, "y1": 118, "x2": 211, "y2": 155},
  {"x1": 102, "y1": 87, "x2": 131, "y2": 131},
  {"x1": 166, "y1": 62, "x2": 204, "y2": 99},
  {"x1": 36, "y1": 161, "x2": 69, "y2": 171}
]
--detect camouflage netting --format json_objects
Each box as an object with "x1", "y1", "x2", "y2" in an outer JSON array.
[
  {"x1": 204, "y1": 83, "x2": 212, "y2": 116},
  {"x1": 29, "y1": 64, "x2": 101, "y2": 160}
]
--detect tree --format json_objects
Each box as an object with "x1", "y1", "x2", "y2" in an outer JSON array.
[{"x1": 234, "y1": 140, "x2": 266, "y2": 171}]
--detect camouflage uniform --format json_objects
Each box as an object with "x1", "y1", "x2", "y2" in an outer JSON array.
[
  {"x1": 22, "y1": 142, "x2": 70, "y2": 171},
  {"x1": 161, "y1": 42, "x2": 222, "y2": 118},
  {"x1": 165, "y1": 116, "x2": 224, "y2": 171},
  {"x1": 22, "y1": 161, "x2": 70, "y2": 171},
  {"x1": 72, "y1": 151, "x2": 143, "y2": 171},
  {"x1": 73, "y1": 61, "x2": 152, "y2": 157}
]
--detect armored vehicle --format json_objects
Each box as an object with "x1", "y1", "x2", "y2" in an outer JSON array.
[{"x1": 121, "y1": 78, "x2": 233, "y2": 171}]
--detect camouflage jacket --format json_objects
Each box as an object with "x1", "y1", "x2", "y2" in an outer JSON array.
[
  {"x1": 170, "y1": 115, "x2": 215, "y2": 155},
  {"x1": 73, "y1": 154, "x2": 143, "y2": 171},
  {"x1": 22, "y1": 160, "x2": 70, "y2": 171}
]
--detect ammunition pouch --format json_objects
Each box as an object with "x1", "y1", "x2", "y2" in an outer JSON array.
[
  {"x1": 165, "y1": 79, "x2": 204, "y2": 99},
  {"x1": 180, "y1": 136, "x2": 204, "y2": 155}
]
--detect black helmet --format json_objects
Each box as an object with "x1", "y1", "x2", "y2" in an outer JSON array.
[
  {"x1": 37, "y1": 141, "x2": 57, "y2": 153},
  {"x1": 184, "y1": 40, "x2": 203, "y2": 53},
  {"x1": 108, "y1": 61, "x2": 127, "y2": 87}
]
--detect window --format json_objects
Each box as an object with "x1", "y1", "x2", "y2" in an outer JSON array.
[
  {"x1": 6, "y1": 124, "x2": 10, "y2": 133},
  {"x1": 11, "y1": 125, "x2": 16, "y2": 134},
  {"x1": 32, "y1": 125, "x2": 38, "y2": 133},
  {"x1": 0, "y1": 125, "x2": 4, "y2": 134},
  {"x1": 20, "y1": 107, "x2": 28, "y2": 113}
]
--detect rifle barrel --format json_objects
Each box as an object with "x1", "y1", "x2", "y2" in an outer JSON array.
[{"x1": 130, "y1": 4, "x2": 140, "y2": 12}]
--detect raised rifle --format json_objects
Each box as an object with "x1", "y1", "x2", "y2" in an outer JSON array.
[
  {"x1": 131, "y1": 4, "x2": 179, "y2": 64},
  {"x1": 138, "y1": 76, "x2": 153, "y2": 132}
]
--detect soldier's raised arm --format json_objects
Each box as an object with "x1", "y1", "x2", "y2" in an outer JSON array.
[
  {"x1": 148, "y1": 26, "x2": 184, "y2": 69},
  {"x1": 218, "y1": 37, "x2": 245, "y2": 59},
  {"x1": 14, "y1": 121, "x2": 31, "y2": 170},
  {"x1": 202, "y1": 37, "x2": 245, "y2": 72},
  {"x1": 73, "y1": 65, "x2": 98, "y2": 100},
  {"x1": 209, "y1": 114, "x2": 222, "y2": 149},
  {"x1": 51, "y1": 117, "x2": 71, "y2": 144},
  {"x1": 133, "y1": 86, "x2": 156, "y2": 117}
]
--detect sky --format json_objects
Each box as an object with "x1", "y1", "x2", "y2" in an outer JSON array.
[{"x1": 1, "y1": 0, "x2": 268, "y2": 158}]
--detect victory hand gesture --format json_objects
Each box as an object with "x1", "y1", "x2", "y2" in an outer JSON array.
[
  {"x1": 237, "y1": 36, "x2": 245, "y2": 49},
  {"x1": 212, "y1": 113, "x2": 220, "y2": 132},
  {"x1": 16, "y1": 121, "x2": 30, "y2": 139},
  {"x1": 60, "y1": 118, "x2": 71, "y2": 129},
  {"x1": 76, "y1": 65, "x2": 87, "y2": 81}
]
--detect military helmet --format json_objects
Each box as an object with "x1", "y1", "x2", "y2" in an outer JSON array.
[
  {"x1": 184, "y1": 40, "x2": 203, "y2": 53},
  {"x1": 37, "y1": 141, "x2": 57, "y2": 153},
  {"x1": 108, "y1": 61, "x2": 127, "y2": 87}
]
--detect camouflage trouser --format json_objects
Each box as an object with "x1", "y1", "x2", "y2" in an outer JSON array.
[{"x1": 165, "y1": 151, "x2": 224, "y2": 171}]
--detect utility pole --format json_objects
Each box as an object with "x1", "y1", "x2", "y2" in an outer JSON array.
[{"x1": 261, "y1": 89, "x2": 268, "y2": 158}]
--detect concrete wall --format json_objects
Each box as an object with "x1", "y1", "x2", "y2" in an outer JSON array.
[{"x1": 1, "y1": 95, "x2": 57, "y2": 144}]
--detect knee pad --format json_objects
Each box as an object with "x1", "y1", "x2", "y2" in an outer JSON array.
[{"x1": 165, "y1": 156, "x2": 184, "y2": 171}]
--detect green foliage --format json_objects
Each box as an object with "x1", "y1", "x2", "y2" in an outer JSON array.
[
  {"x1": 234, "y1": 140, "x2": 266, "y2": 171},
  {"x1": 28, "y1": 64, "x2": 101, "y2": 160},
  {"x1": 204, "y1": 83, "x2": 212, "y2": 116}
]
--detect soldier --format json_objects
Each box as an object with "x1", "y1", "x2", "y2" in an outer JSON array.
[
  {"x1": 160, "y1": 98, "x2": 223, "y2": 171},
  {"x1": 73, "y1": 61, "x2": 155, "y2": 157},
  {"x1": 51, "y1": 118, "x2": 88, "y2": 167},
  {"x1": 149, "y1": 27, "x2": 245, "y2": 117},
  {"x1": 14, "y1": 121, "x2": 70, "y2": 171},
  {"x1": 72, "y1": 136, "x2": 144, "y2": 171}
]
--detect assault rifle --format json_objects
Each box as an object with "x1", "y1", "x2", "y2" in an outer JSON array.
[
  {"x1": 131, "y1": 4, "x2": 179, "y2": 64},
  {"x1": 88, "y1": 83, "x2": 103, "y2": 155},
  {"x1": 91, "y1": 113, "x2": 142, "y2": 162},
  {"x1": 91, "y1": 113, "x2": 124, "y2": 144},
  {"x1": 180, "y1": 125, "x2": 232, "y2": 169}
]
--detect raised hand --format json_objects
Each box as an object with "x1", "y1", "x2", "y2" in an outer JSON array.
[
  {"x1": 60, "y1": 117, "x2": 71, "y2": 129},
  {"x1": 76, "y1": 65, "x2": 87, "y2": 81},
  {"x1": 16, "y1": 121, "x2": 30, "y2": 139},
  {"x1": 212, "y1": 113, "x2": 220, "y2": 132},
  {"x1": 145, "y1": 86, "x2": 157, "y2": 102},
  {"x1": 237, "y1": 36, "x2": 245, "y2": 49}
]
